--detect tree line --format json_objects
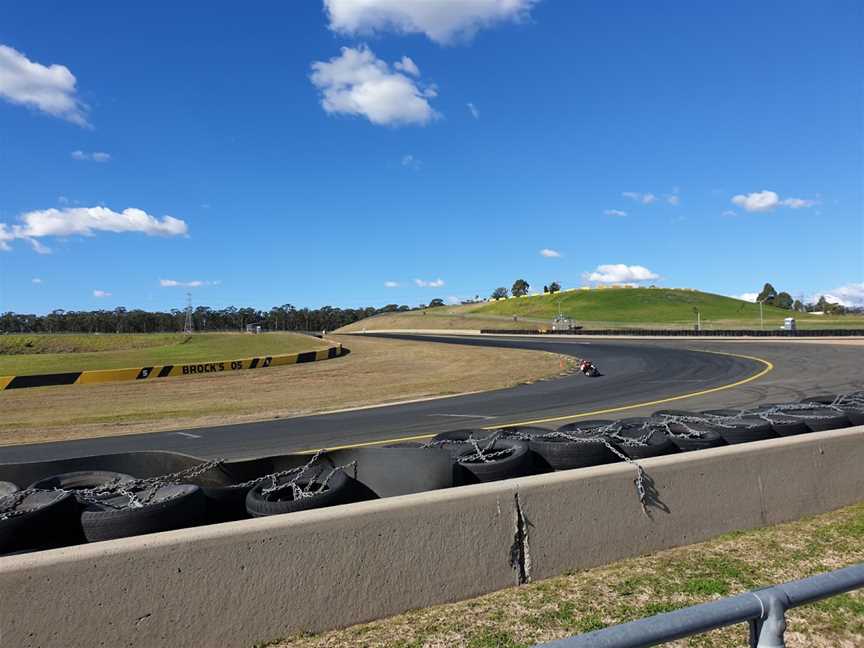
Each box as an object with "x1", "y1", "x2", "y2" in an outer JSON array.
[
  {"x1": 756, "y1": 283, "x2": 853, "y2": 314},
  {"x1": 0, "y1": 303, "x2": 420, "y2": 334},
  {"x1": 490, "y1": 279, "x2": 560, "y2": 300}
]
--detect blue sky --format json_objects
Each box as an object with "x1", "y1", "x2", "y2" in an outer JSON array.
[{"x1": 1, "y1": 0, "x2": 862, "y2": 314}]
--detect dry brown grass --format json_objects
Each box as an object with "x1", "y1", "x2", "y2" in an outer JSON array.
[
  {"x1": 266, "y1": 502, "x2": 864, "y2": 648},
  {"x1": 0, "y1": 335, "x2": 573, "y2": 447}
]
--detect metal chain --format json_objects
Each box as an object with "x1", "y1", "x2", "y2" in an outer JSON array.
[{"x1": 0, "y1": 450, "x2": 357, "y2": 515}]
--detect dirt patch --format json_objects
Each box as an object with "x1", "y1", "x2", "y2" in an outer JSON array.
[
  {"x1": 0, "y1": 335, "x2": 574, "y2": 446},
  {"x1": 266, "y1": 502, "x2": 864, "y2": 648}
]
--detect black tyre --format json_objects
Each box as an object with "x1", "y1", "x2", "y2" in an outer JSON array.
[
  {"x1": 745, "y1": 408, "x2": 809, "y2": 437},
  {"x1": 497, "y1": 426, "x2": 556, "y2": 441},
  {"x1": 81, "y1": 484, "x2": 205, "y2": 542},
  {"x1": 433, "y1": 429, "x2": 496, "y2": 443},
  {"x1": 610, "y1": 420, "x2": 679, "y2": 459},
  {"x1": 771, "y1": 405, "x2": 851, "y2": 432},
  {"x1": 29, "y1": 470, "x2": 135, "y2": 492},
  {"x1": 711, "y1": 417, "x2": 777, "y2": 444},
  {"x1": 183, "y1": 462, "x2": 273, "y2": 523},
  {"x1": 651, "y1": 409, "x2": 699, "y2": 418},
  {"x1": 456, "y1": 439, "x2": 530, "y2": 483},
  {"x1": 700, "y1": 409, "x2": 748, "y2": 418},
  {"x1": 800, "y1": 395, "x2": 864, "y2": 426},
  {"x1": 663, "y1": 421, "x2": 727, "y2": 452},
  {"x1": 246, "y1": 468, "x2": 350, "y2": 517},
  {"x1": 0, "y1": 490, "x2": 80, "y2": 553},
  {"x1": 430, "y1": 429, "x2": 499, "y2": 457},
  {"x1": 529, "y1": 432, "x2": 617, "y2": 470},
  {"x1": 0, "y1": 481, "x2": 19, "y2": 498},
  {"x1": 652, "y1": 409, "x2": 705, "y2": 420},
  {"x1": 556, "y1": 419, "x2": 616, "y2": 435}
]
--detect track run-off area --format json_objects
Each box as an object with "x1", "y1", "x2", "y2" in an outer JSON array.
[{"x1": 1, "y1": 333, "x2": 861, "y2": 464}]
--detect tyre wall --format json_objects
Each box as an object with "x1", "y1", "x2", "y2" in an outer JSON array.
[
  {"x1": 1, "y1": 426, "x2": 863, "y2": 648},
  {"x1": 0, "y1": 342, "x2": 343, "y2": 390}
]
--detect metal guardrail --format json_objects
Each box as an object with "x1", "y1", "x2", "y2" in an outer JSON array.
[{"x1": 535, "y1": 562, "x2": 864, "y2": 648}]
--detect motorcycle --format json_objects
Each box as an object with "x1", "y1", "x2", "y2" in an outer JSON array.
[{"x1": 579, "y1": 360, "x2": 600, "y2": 377}]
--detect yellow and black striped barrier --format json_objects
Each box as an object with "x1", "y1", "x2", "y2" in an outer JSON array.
[{"x1": 0, "y1": 343, "x2": 343, "y2": 391}]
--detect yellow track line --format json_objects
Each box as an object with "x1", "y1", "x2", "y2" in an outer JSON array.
[
  {"x1": 482, "y1": 348, "x2": 774, "y2": 429},
  {"x1": 296, "y1": 348, "x2": 774, "y2": 453}
]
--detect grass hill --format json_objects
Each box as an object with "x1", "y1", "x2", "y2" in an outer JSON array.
[
  {"x1": 337, "y1": 288, "x2": 864, "y2": 332},
  {"x1": 0, "y1": 332, "x2": 329, "y2": 376}
]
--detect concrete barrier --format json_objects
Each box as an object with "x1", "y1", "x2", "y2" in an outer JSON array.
[{"x1": 2, "y1": 426, "x2": 863, "y2": 647}]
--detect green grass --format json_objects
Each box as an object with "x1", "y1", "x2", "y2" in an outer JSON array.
[
  {"x1": 0, "y1": 333, "x2": 328, "y2": 375},
  {"x1": 0, "y1": 333, "x2": 189, "y2": 355},
  {"x1": 472, "y1": 288, "x2": 864, "y2": 329}
]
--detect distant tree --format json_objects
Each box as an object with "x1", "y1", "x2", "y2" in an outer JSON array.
[
  {"x1": 815, "y1": 295, "x2": 846, "y2": 314},
  {"x1": 428, "y1": 298, "x2": 445, "y2": 308},
  {"x1": 757, "y1": 282, "x2": 777, "y2": 305},
  {"x1": 549, "y1": 281, "x2": 561, "y2": 293},
  {"x1": 774, "y1": 292, "x2": 793, "y2": 310},
  {"x1": 792, "y1": 299, "x2": 804, "y2": 312},
  {"x1": 491, "y1": 287, "x2": 509, "y2": 300},
  {"x1": 543, "y1": 285, "x2": 549, "y2": 293},
  {"x1": 512, "y1": 279, "x2": 530, "y2": 297}
]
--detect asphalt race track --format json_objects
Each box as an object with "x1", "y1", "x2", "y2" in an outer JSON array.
[{"x1": 1, "y1": 334, "x2": 861, "y2": 464}]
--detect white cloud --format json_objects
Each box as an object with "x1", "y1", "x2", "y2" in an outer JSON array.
[
  {"x1": 323, "y1": 0, "x2": 539, "y2": 44},
  {"x1": 393, "y1": 56, "x2": 420, "y2": 76},
  {"x1": 667, "y1": 195, "x2": 680, "y2": 205},
  {"x1": 93, "y1": 290, "x2": 111, "y2": 298},
  {"x1": 583, "y1": 264, "x2": 659, "y2": 284},
  {"x1": 622, "y1": 192, "x2": 657, "y2": 204},
  {"x1": 721, "y1": 210, "x2": 737, "y2": 217},
  {"x1": 604, "y1": 209, "x2": 627, "y2": 217},
  {"x1": 731, "y1": 190, "x2": 818, "y2": 213},
  {"x1": 540, "y1": 248, "x2": 561, "y2": 258},
  {"x1": 31, "y1": 277, "x2": 43, "y2": 284},
  {"x1": 401, "y1": 153, "x2": 421, "y2": 169},
  {"x1": 415, "y1": 278, "x2": 445, "y2": 287},
  {"x1": 731, "y1": 190, "x2": 779, "y2": 212},
  {"x1": 310, "y1": 45, "x2": 438, "y2": 127},
  {"x1": 811, "y1": 283, "x2": 864, "y2": 307},
  {"x1": 467, "y1": 102, "x2": 479, "y2": 119},
  {"x1": 28, "y1": 238, "x2": 51, "y2": 254},
  {"x1": 159, "y1": 279, "x2": 218, "y2": 288},
  {"x1": 781, "y1": 197, "x2": 818, "y2": 209},
  {"x1": 384, "y1": 280, "x2": 399, "y2": 288},
  {"x1": 71, "y1": 150, "x2": 110, "y2": 162},
  {"x1": 0, "y1": 44, "x2": 89, "y2": 126},
  {"x1": 0, "y1": 206, "x2": 188, "y2": 253},
  {"x1": 0, "y1": 224, "x2": 13, "y2": 251},
  {"x1": 735, "y1": 292, "x2": 759, "y2": 303}
]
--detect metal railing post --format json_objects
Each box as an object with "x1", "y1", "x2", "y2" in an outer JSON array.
[{"x1": 750, "y1": 589, "x2": 790, "y2": 648}]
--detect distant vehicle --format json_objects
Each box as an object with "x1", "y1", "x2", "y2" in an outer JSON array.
[
  {"x1": 552, "y1": 315, "x2": 582, "y2": 332},
  {"x1": 783, "y1": 317, "x2": 797, "y2": 331}
]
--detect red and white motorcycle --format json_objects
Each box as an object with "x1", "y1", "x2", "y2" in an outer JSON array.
[{"x1": 579, "y1": 359, "x2": 600, "y2": 377}]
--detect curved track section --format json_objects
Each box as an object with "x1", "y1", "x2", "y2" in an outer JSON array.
[{"x1": 1, "y1": 334, "x2": 860, "y2": 464}]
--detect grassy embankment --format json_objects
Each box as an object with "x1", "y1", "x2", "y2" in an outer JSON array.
[
  {"x1": 268, "y1": 502, "x2": 864, "y2": 648},
  {"x1": 0, "y1": 332, "x2": 329, "y2": 376},
  {"x1": 337, "y1": 288, "x2": 864, "y2": 333}
]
